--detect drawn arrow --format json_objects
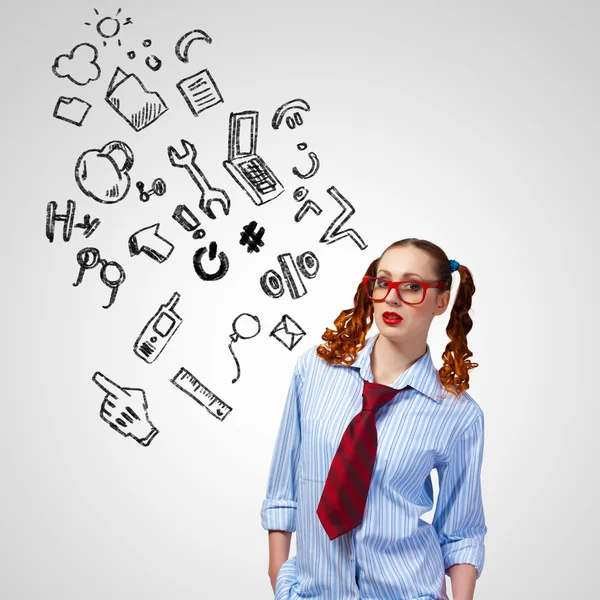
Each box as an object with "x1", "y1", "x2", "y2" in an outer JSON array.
[{"x1": 128, "y1": 223, "x2": 174, "y2": 263}]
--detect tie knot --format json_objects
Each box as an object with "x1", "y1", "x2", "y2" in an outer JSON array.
[{"x1": 362, "y1": 380, "x2": 401, "y2": 413}]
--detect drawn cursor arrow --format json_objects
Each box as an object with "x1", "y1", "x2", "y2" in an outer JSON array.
[{"x1": 128, "y1": 223, "x2": 174, "y2": 263}]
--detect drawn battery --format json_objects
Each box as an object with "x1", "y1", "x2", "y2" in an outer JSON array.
[
  {"x1": 170, "y1": 367, "x2": 233, "y2": 421},
  {"x1": 134, "y1": 292, "x2": 182, "y2": 363}
]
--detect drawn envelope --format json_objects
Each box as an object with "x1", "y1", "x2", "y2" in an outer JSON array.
[
  {"x1": 270, "y1": 314, "x2": 306, "y2": 351},
  {"x1": 105, "y1": 67, "x2": 168, "y2": 131}
]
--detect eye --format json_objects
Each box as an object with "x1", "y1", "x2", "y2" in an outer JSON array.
[{"x1": 374, "y1": 278, "x2": 389, "y2": 288}]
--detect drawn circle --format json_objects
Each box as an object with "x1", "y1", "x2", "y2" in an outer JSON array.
[
  {"x1": 102, "y1": 262, "x2": 126, "y2": 287},
  {"x1": 297, "y1": 142, "x2": 308, "y2": 151},
  {"x1": 146, "y1": 55, "x2": 162, "y2": 71},
  {"x1": 293, "y1": 187, "x2": 309, "y2": 202},
  {"x1": 296, "y1": 251, "x2": 319, "y2": 279},
  {"x1": 77, "y1": 247, "x2": 101, "y2": 269},
  {"x1": 232, "y1": 313, "x2": 261, "y2": 340},
  {"x1": 192, "y1": 228, "x2": 206, "y2": 240},
  {"x1": 142, "y1": 39, "x2": 152, "y2": 48},
  {"x1": 260, "y1": 269, "x2": 285, "y2": 298},
  {"x1": 97, "y1": 17, "x2": 120, "y2": 39},
  {"x1": 153, "y1": 179, "x2": 167, "y2": 196}
]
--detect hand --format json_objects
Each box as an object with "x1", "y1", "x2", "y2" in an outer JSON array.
[{"x1": 268, "y1": 564, "x2": 283, "y2": 594}]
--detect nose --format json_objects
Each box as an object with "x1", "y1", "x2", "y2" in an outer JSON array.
[{"x1": 385, "y1": 287, "x2": 402, "y2": 305}]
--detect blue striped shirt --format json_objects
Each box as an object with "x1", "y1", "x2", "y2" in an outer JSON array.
[{"x1": 261, "y1": 333, "x2": 487, "y2": 600}]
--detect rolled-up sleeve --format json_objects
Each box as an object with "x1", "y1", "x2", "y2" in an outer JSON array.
[
  {"x1": 260, "y1": 362, "x2": 303, "y2": 532},
  {"x1": 433, "y1": 412, "x2": 487, "y2": 579}
]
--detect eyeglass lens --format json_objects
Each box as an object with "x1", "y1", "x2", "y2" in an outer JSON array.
[{"x1": 366, "y1": 278, "x2": 424, "y2": 304}]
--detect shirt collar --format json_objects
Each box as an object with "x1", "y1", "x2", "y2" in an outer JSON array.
[{"x1": 346, "y1": 334, "x2": 448, "y2": 403}]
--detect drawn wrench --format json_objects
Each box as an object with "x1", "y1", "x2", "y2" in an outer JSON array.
[{"x1": 167, "y1": 139, "x2": 231, "y2": 220}]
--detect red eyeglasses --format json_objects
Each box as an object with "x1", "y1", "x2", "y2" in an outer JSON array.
[{"x1": 362, "y1": 276, "x2": 446, "y2": 305}]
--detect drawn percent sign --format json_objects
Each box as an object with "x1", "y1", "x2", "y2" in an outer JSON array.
[{"x1": 260, "y1": 251, "x2": 319, "y2": 299}]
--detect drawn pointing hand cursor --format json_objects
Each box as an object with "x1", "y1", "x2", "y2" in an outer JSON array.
[{"x1": 92, "y1": 372, "x2": 159, "y2": 446}]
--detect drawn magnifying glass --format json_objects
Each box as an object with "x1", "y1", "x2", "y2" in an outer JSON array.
[{"x1": 228, "y1": 313, "x2": 261, "y2": 384}]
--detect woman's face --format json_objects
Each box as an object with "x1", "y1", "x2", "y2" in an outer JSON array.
[{"x1": 371, "y1": 246, "x2": 451, "y2": 344}]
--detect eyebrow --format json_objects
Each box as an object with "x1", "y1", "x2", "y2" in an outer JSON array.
[{"x1": 377, "y1": 269, "x2": 423, "y2": 279}]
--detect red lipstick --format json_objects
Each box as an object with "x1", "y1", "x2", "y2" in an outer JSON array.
[{"x1": 382, "y1": 312, "x2": 403, "y2": 326}]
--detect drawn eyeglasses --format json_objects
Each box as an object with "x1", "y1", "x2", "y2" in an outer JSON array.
[{"x1": 362, "y1": 276, "x2": 446, "y2": 305}]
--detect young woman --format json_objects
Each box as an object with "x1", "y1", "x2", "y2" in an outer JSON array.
[{"x1": 261, "y1": 238, "x2": 487, "y2": 600}]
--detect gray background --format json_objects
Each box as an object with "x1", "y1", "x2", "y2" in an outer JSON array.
[{"x1": 1, "y1": 0, "x2": 597, "y2": 598}]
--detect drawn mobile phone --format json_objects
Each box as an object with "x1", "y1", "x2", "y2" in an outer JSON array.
[{"x1": 134, "y1": 292, "x2": 183, "y2": 363}]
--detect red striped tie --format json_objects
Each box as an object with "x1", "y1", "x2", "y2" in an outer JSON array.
[{"x1": 316, "y1": 380, "x2": 403, "y2": 540}]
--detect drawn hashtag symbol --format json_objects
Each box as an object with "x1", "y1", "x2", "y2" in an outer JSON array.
[{"x1": 239, "y1": 221, "x2": 266, "y2": 254}]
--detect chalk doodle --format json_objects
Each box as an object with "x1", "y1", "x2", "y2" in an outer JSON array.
[
  {"x1": 53, "y1": 97, "x2": 92, "y2": 127},
  {"x1": 170, "y1": 367, "x2": 232, "y2": 421},
  {"x1": 105, "y1": 67, "x2": 168, "y2": 131},
  {"x1": 128, "y1": 223, "x2": 174, "y2": 263},
  {"x1": 168, "y1": 139, "x2": 231, "y2": 220},
  {"x1": 175, "y1": 29, "x2": 213, "y2": 63},
  {"x1": 292, "y1": 186, "x2": 322, "y2": 222},
  {"x1": 145, "y1": 55, "x2": 162, "y2": 71},
  {"x1": 193, "y1": 241, "x2": 229, "y2": 281},
  {"x1": 92, "y1": 372, "x2": 159, "y2": 446},
  {"x1": 272, "y1": 98, "x2": 311, "y2": 130},
  {"x1": 319, "y1": 186, "x2": 368, "y2": 250},
  {"x1": 73, "y1": 247, "x2": 126, "y2": 309},
  {"x1": 176, "y1": 69, "x2": 223, "y2": 116},
  {"x1": 292, "y1": 143, "x2": 320, "y2": 180},
  {"x1": 260, "y1": 251, "x2": 320, "y2": 299},
  {"x1": 239, "y1": 221, "x2": 265, "y2": 254},
  {"x1": 74, "y1": 214, "x2": 101, "y2": 238},
  {"x1": 84, "y1": 8, "x2": 133, "y2": 47},
  {"x1": 228, "y1": 313, "x2": 261, "y2": 383},
  {"x1": 52, "y1": 43, "x2": 101, "y2": 86},
  {"x1": 270, "y1": 314, "x2": 306, "y2": 351},
  {"x1": 126, "y1": 39, "x2": 162, "y2": 70},
  {"x1": 134, "y1": 292, "x2": 182, "y2": 363},
  {"x1": 171, "y1": 204, "x2": 206, "y2": 240},
  {"x1": 75, "y1": 140, "x2": 134, "y2": 204},
  {"x1": 46, "y1": 200, "x2": 100, "y2": 243},
  {"x1": 45, "y1": 11, "x2": 376, "y2": 438},
  {"x1": 136, "y1": 178, "x2": 166, "y2": 202},
  {"x1": 223, "y1": 110, "x2": 284, "y2": 206}
]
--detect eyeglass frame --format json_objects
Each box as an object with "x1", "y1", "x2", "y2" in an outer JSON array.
[{"x1": 362, "y1": 276, "x2": 447, "y2": 305}]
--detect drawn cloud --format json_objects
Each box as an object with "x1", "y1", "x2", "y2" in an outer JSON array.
[{"x1": 52, "y1": 43, "x2": 101, "y2": 86}]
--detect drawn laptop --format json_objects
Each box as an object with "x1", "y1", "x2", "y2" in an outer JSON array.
[{"x1": 222, "y1": 110, "x2": 284, "y2": 205}]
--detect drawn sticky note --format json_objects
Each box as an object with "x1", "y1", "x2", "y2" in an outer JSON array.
[
  {"x1": 105, "y1": 67, "x2": 168, "y2": 131},
  {"x1": 53, "y1": 96, "x2": 92, "y2": 126},
  {"x1": 176, "y1": 69, "x2": 224, "y2": 117}
]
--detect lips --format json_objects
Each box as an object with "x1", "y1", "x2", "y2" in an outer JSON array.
[{"x1": 382, "y1": 312, "x2": 403, "y2": 325}]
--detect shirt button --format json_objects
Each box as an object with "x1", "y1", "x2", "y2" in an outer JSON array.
[{"x1": 349, "y1": 553, "x2": 354, "y2": 560}]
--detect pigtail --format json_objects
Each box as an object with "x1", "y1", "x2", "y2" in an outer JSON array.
[
  {"x1": 439, "y1": 263, "x2": 479, "y2": 396},
  {"x1": 316, "y1": 258, "x2": 378, "y2": 365}
]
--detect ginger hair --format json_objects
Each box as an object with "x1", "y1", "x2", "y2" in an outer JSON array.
[{"x1": 316, "y1": 238, "x2": 479, "y2": 398}]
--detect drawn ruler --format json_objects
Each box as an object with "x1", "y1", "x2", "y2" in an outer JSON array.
[{"x1": 170, "y1": 367, "x2": 232, "y2": 421}]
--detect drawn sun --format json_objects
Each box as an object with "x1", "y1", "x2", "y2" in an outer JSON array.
[{"x1": 84, "y1": 8, "x2": 133, "y2": 47}]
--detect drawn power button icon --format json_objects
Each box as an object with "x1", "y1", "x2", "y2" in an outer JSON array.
[{"x1": 134, "y1": 292, "x2": 183, "y2": 363}]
